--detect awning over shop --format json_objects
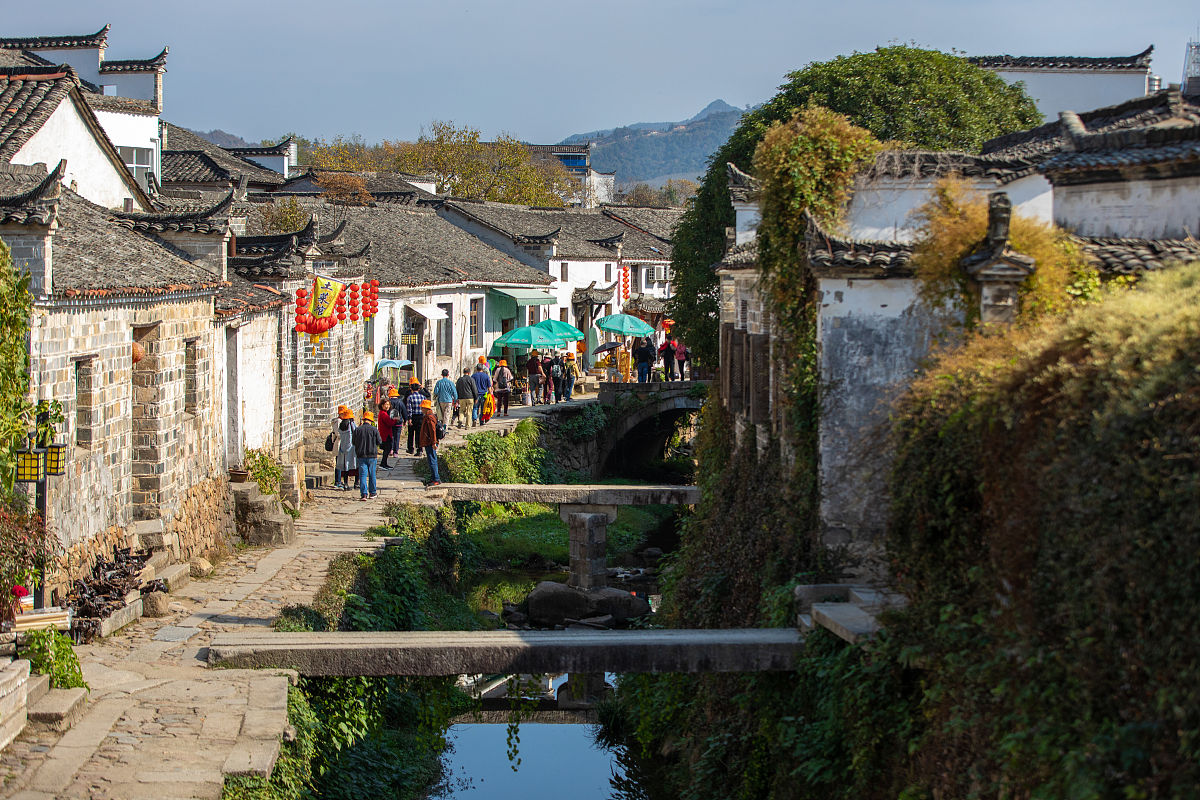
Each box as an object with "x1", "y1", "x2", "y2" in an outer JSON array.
[
  {"x1": 406, "y1": 303, "x2": 448, "y2": 320},
  {"x1": 490, "y1": 287, "x2": 554, "y2": 306}
]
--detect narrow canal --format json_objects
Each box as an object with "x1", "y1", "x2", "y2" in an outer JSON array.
[{"x1": 433, "y1": 723, "x2": 624, "y2": 799}]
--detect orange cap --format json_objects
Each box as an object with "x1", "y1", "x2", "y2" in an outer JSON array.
[
  {"x1": 498, "y1": 359, "x2": 507, "y2": 366},
  {"x1": 566, "y1": 353, "x2": 574, "y2": 359},
  {"x1": 387, "y1": 387, "x2": 399, "y2": 397},
  {"x1": 478, "y1": 355, "x2": 487, "y2": 364},
  {"x1": 409, "y1": 376, "x2": 419, "y2": 385},
  {"x1": 420, "y1": 399, "x2": 432, "y2": 409},
  {"x1": 338, "y1": 408, "x2": 352, "y2": 419},
  {"x1": 362, "y1": 411, "x2": 375, "y2": 422}
]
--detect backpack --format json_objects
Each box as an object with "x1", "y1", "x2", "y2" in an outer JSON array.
[
  {"x1": 324, "y1": 432, "x2": 335, "y2": 452},
  {"x1": 496, "y1": 369, "x2": 509, "y2": 390},
  {"x1": 551, "y1": 362, "x2": 562, "y2": 378},
  {"x1": 436, "y1": 421, "x2": 447, "y2": 441}
]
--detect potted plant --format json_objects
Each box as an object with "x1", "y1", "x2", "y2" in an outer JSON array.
[{"x1": 228, "y1": 465, "x2": 250, "y2": 482}]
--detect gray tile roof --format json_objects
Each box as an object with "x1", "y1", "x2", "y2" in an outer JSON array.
[
  {"x1": 98, "y1": 47, "x2": 168, "y2": 74},
  {"x1": 161, "y1": 150, "x2": 228, "y2": 184},
  {"x1": 51, "y1": 191, "x2": 223, "y2": 298},
  {"x1": 443, "y1": 200, "x2": 672, "y2": 260},
  {"x1": 162, "y1": 123, "x2": 285, "y2": 187},
  {"x1": 1074, "y1": 235, "x2": 1200, "y2": 274},
  {"x1": 726, "y1": 162, "x2": 758, "y2": 202},
  {"x1": 271, "y1": 169, "x2": 440, "y2": 202},
  {"x1": 862, "y1": 90, "x2": 1200, "y2": 187},
  {"x1": 980, "y1": 90, "x2": 1199, "y2": 162},
  {"x1": 215, "y1": 273, "x2": 289, "y2": 317},
  {"x1": 0, "y1": 26, "x2": 110, "y2": 51},
  {"x1": 601, "y1": 205, "x2": 683, "y2": 243},
  {"x1": 0, "y1": 66, "x2": 75, "y2": 161},
  {"x1": 82, "y1": 92, "x2": 158, "y2": 116},
  {"x1": 0, "y1": 161, "x2": 61, "y2": 225},
  {"x1": 112, "y1": 191, "x2": 232, "y2": 234},
  {"x1": 715, "y1": 240, "x2": 757, "y2": 271},
  {"x1": 968, "y1": 47, "x2": 1153, "y2": 72},
  {"x1": 1040, "y1": 105, "x2": 1200, "y2": 175},
  {"x1": 805, "y1": 213, "x2": 913, "y2": 278},
  {"x1": 224, "y1": 140, "x2": 290, "y2": 157},
  {"x1": 314, "y1": 200, "x2": 554, "y2": 288}
]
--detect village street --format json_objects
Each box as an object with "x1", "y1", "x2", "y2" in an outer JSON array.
[{"x1": 0, "y1": 406, "x2": 552, "y2": 800}]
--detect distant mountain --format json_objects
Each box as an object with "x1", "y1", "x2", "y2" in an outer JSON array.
[
  {"x1": 191, "y1": 129, "x2": 252, "y2": 149},
  {"x1": 559, "y1": 100, "x2": 747, "y2": 186}
]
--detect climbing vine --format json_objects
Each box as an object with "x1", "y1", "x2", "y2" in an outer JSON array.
[{"x1": 0, "y1": 240, "x2": 33, "y2": 502}]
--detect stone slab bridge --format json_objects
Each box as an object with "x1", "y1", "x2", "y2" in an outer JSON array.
[
  {"x1": 437, "y1": 483, "x2": 699, "y2": 588},
  {"x1": 208, "y1": 628, "x2": 804, "y2": 675}
]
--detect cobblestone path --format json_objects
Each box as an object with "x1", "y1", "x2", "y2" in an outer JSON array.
[{"x1": 0, "y1": 401, "x2": 559, "y2": 799}]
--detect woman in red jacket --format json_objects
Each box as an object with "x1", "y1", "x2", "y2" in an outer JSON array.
[{"x1": 377, "y1": 399, "x2": 396, "y2": 470}]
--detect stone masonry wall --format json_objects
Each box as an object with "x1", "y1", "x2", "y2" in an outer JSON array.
[
  {"x1": 3, "y1": 229, "x2": 51, "y2": 300},
  {"x1": 28, "y1": 295, "x2": 231, "y2": 583}
]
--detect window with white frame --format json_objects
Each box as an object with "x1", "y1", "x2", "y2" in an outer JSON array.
[
  {"x1": 436, "y1": 303, "x2": 453, "y2": 355},
  {"x1": 118, "y1": 146, "x2": 154, "y2": 190}
]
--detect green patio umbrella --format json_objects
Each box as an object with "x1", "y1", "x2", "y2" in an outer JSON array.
[
  {"x1": 533, "y1": 319, "x2": 585, "y2": 341},
  {"x1": 595, "y1": 313, "x2": 654, "y2": 337},
  {"x1": 493, "y1": 325, "x2": 569, "y2": 349}
]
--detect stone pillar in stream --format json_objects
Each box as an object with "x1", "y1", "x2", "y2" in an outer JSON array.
[{"x1": 567, "y1": 512, "x2": 608, "y2": 590}]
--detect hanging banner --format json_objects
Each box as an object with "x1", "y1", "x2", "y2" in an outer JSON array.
[{"x1": 308, "y1": 275, "x2": 345, "y2": 319}]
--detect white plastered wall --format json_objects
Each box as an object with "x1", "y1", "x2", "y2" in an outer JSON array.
[
  {"x1": 994, "y1": 69, "x2": 1149, "y2": 123},
  {"x1": 14, "y1": 100, "x2": 138, "y2": 210},
  {"x1": 1053, "y1": 176, "x2": 1200, "y2": 239}
]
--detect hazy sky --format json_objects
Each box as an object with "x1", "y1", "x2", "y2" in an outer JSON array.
[{"x1": 7, "y1": 1, "x2": 1198, "y2": 144}]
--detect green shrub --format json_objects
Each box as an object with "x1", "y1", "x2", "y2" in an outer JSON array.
[
  {"x1": 23, "y1": 628, "x2": 87, "y2": 690},
  {"x1": 244, "y1": 448, "x2": 283, "y2": 496}
]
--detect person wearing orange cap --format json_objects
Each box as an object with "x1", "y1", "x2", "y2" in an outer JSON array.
[
  {"x1": 332, "y1": 406, "x2": 357, "y2": 491},
  {"x1": 564, "y1": 352, "x2": 581, "y2": 400},
  {"x1": 351, "y1": 410, "x2": 381, "y2": 500},
  {"x1": 491, "y1": 359, "x2": 513, "y2": 417},
  {"x1": 416, "y1": 398, "x2": 441, "y2": 486}
]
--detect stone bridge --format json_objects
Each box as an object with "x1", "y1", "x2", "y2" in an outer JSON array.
[
  {"x1": 208, "y1": 628, "x2": 803, "y2": 675},
  {"x1": 438, "y1": 483, "x2": 698, "y2": 589},
  {"x1": 594, "y1": 381, "x2": 709, "y2": 472}
]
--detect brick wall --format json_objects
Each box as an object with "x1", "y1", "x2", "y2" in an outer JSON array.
[
  {"x1": 4, "y1": 229, "x2": 52, "y2": 300},
  {"x1": 28, "y1": 294, "x2": 232, "y2": 580}
]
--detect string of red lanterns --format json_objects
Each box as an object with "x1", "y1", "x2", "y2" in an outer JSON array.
[{"x1": 293, "y1": 278, "x2": 380, "y2": 351}]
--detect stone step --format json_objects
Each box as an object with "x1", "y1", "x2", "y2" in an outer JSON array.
[
  {"x1": 222, "y1": 738, "x2": 281, "y2": 778},
  {"x1": 157, "y1": 563, "x2": 192, "y2": 594},
  {"x1": 27, "y1": 686, "x2": 87, "y2": 733},
  {"x1": 26, "y1": 672, "x2": 49, "y2": 706},
  {"x1": 811, "y1": 602, "x2": 880, "y2": 644},
  {"x1": 242, "y1": 515, "x2": 295, "y2": 547}
]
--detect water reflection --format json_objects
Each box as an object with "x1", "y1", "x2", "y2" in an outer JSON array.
[{"x1": 431, "y1": 722, "x2": 624, "y2": 799}]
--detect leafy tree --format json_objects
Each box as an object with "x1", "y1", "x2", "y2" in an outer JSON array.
[
  {"x1": 247, "y1": 196, "x2": 311, "y2": 235},
  {"x1": 395, "y1": 121, "x2": 574, "y2": 206},
  {"x1": 618, "y1": 179, "x2": 697, "y2": 207},
  {"x1": 669, "y1": 45, "x2": 1042, "y2": 365},
  {"x1": 316, "y1": 172, "x2": 373, "y2": 206}
]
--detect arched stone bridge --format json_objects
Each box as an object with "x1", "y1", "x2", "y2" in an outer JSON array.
[{"x1": 595, "y1": 381, "x2": 709, "y2": 471}]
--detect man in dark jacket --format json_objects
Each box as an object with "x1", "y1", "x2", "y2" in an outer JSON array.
[
  {"x1": 352, "y1": 410, "x2": 382, "y2": 500},
  {"x1": 416, "y1": 399, "x2": 441, "y2": 486},
  {"x1": 455, "y1": 368, "x2": 478, "y2": 428},
  {"x1": 634, "y1": 339, "x2": 654, "y2": 383}
]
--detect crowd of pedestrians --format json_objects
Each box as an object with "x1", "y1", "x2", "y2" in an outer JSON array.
[{"x1": 328, "y1": 335, "x2": 691, "y2": 493}]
